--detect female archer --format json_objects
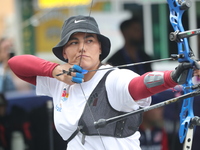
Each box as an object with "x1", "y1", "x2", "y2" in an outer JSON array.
[{"x1": 8, "y1": 15, "x2": 194, "y2": 150}]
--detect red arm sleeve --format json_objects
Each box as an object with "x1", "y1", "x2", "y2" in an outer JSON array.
[
  {"x1": 8, "y1": 55, "x2": 59, "y2": 85},
  {"x1": 128, "y1": 70, "x2": 177, "y2": 100}
]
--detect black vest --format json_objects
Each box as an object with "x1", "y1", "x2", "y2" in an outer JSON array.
[{"x1": 78, "y1": 70, "x2": 143, "y2": 138}]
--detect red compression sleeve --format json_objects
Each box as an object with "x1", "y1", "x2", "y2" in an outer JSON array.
[
  {"x1": 128, "y1": 71, "x2": 177, "y2": 100},
  {"x1": 8, "y1": 55, "x2": 59, "y2": 85}
]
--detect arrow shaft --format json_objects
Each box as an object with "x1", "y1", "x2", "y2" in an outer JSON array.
[{"x1": 89, "y1": 57, "x2": 173, "y2": 73}]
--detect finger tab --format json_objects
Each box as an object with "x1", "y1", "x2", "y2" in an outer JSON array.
[
  {"x1": 72, "y1": 77, "x2": 83, "y2": 83},
  {"x1": 76, "y1": 73, "x2": 84, "y2": 78},
  {"x1": 73, "y1": 65, "x2": 82, "y2": 72}
]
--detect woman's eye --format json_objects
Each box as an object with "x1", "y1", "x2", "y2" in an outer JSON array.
[
  {"x1": 70, "y1": 42, "x2": 77, "y2": 45},
  {"x1": 87, "y1": 40, "x2": 93, "y2": 43}
]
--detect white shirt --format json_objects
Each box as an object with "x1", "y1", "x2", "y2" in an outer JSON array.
[{"x1": 36, "y1": 65, "x2": 151, "y2": 150}]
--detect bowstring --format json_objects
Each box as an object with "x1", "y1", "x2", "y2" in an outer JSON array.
[{"x1": 77, "y1": 0, "x2": 107, "y2": 149}]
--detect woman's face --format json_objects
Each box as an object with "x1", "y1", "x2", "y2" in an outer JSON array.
[{"x1": 63, "y1": 32, "x2": 102, "y2": 70}]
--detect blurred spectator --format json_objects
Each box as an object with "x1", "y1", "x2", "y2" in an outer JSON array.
[
  {"x1": 29, "y1": 103, "x2": 67, "y2": 150},
  {"x1": 0, "y1": 38, "x2": 33, "y2": 92},
  {"x1": 0, "y1": 92, "x2": 67, "y2": 150},
  {"x1": 139, "y1": 96, "x2": 169, "y2": 150},
  {"x1": 0, "y1": 93, "x2": 33, "y2": 150},
  {"x1": 0, "y1": 38, "x2": 16, "y2": 93},
  {"x1": 107, "y1": 16, "x2": 152, "y2": 75}
]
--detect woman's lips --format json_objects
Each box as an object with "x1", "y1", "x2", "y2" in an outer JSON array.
[{"x1": 77, "y1": 55, "x2": 88, "y2": 59}]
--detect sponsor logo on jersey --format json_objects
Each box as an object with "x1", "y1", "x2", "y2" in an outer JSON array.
[{"x1": 56, "y1": 87, "x2": 69, "y2": 112}]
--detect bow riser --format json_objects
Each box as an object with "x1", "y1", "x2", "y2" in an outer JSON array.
[{"x1": 167, "y1": 0, "x2": 194, "y2": 143}]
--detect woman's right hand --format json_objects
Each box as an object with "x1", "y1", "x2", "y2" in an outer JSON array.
[{"x1": 52, "y1": 64, "x2": 85, "y2": 85}]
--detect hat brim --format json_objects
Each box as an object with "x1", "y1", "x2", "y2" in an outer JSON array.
[{"x1": 52, "y1": 29, "x2": 111, "y2": 62}]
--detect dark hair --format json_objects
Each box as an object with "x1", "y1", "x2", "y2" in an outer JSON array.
[{"x1": 120, "y1": 17, "x2": 142, "y2": 33}]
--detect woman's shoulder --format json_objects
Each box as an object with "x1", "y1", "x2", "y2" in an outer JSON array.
[{"x1": 105, "y1": 67, "x2": 140, "y2": 88}]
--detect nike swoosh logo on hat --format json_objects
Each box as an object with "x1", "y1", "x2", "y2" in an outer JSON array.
[{"x1": 74, "y1": 20, "x2": 86, "y2": 23}]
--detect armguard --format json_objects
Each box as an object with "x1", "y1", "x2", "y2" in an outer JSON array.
[{"x1": 144, "y1": 72, "x2": 164, "y2": 88}]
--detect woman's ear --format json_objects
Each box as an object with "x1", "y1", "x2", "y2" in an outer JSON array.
[
  {"x1": 63, "y1": 49, "x2": 68, "y2": 60},
  {"x1": 99, "y1": 49, "x2": 102, "y2": 55}
]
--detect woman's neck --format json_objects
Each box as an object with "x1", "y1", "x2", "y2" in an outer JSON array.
[
  {"x1": 84, "y1": 70, "x2": 97, "y2": 82},
  {"x1": 83, "y1": 63, "x2": 102, "y2": 82}
]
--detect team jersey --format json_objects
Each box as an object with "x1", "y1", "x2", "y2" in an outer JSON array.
[{"x1": 36, "y1": 65, "x2": 151, "y2": 150}]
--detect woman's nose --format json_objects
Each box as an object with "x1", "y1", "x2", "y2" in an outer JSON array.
[{"x1": 79, "y1": 43, "x2": 86, "y2": 53}]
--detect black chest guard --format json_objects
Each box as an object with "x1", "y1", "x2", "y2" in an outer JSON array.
[{"x1": 78, "y1": 70, "x2": 143, "y2": 138}]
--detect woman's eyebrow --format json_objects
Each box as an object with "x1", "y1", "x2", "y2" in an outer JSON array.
[
  {"x1": 84, "y1": 34, "x2": 95, "y2": 39},
  {"x1": 68, "y1": 37, "x2": 78, "y2": 41}
]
